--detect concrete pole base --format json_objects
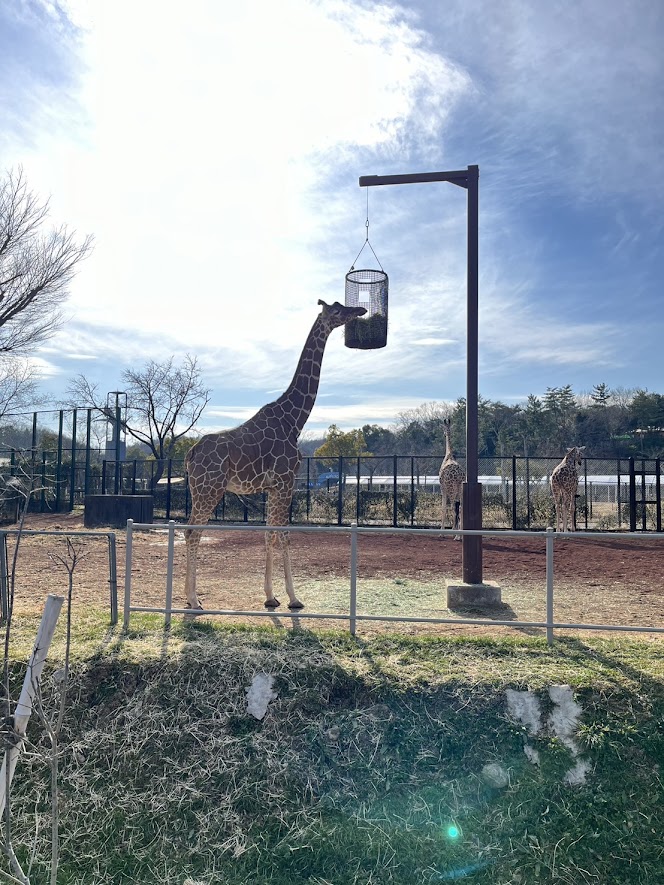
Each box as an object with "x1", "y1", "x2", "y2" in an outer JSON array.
[{"x1": 446, "y1": 579, "x2": 502, "y2": 610}]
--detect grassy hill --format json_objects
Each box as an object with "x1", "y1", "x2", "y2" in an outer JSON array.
[{"x1": 4, "y1": 615, "x2": 664, "y2": 884}]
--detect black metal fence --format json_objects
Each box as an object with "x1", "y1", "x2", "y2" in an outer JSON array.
[{"x1": 1, "y1": 449, "x2": 661, "y2": 533}]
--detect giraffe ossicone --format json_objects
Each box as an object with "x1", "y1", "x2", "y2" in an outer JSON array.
[
  {"x1": 550, "y1": 446, "x2": 586, "y2": 532},
  {"x1": 183, "y1": 299, "x2": 367, "y2": 612},
  {"x1": 439, "y1": 417, "x2": 465, "y2": 540}
]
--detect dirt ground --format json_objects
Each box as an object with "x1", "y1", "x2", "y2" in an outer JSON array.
[{"x1": 7, "y1": 511, "x2": 664, "y2": 639}]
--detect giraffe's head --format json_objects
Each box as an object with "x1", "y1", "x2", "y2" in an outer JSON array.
[
  {"x1": 565, "y1": 445, "x2": 585, "y2": 466},
  {"x1": 317, "y1": 299, "x2": 367, "y2": 332}
]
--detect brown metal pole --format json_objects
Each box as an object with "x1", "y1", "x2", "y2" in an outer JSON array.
[
  {"x1": 358, "y1": 166, "x2": 483, "y2": 582},
  {"x1": 462, "y1": 165, "x2": 483, "y2": 583}
]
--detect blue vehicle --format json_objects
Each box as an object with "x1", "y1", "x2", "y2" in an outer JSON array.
[{"x1": 308, "y1": 471, "x2": 340, "y2": 489}]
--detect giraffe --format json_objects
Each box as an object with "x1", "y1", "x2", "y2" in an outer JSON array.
[
  {"x1": 550, "y1": 446, "x2": 586, "y2": 532},
  {"x1": 183, "y1": 299, "x2": 367, "y2": 611},
  {"x1": 439, "y1": 418, "x2": 466, "y2": 540}
]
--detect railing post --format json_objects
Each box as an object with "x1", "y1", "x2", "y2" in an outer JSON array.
[
  {"x1": 123, "y1": 519, "x2": 134, "y2": 630},
  {"x1": 107, "y1": 533, "x2": 118, "y2": 626},
  {"x1": 349, "y1": 521, "x2": 358, "y2": 636},
  {"x1": 546, "y1": 526, "x2": 554, "y2": 646},
  {"x1": 164, "y1": 519, "x2": 176, "y2": 628}
]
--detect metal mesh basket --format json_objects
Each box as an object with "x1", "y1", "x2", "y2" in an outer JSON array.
[{"x1": 344, "y1": 268, "x2": 388, "y2": 349}]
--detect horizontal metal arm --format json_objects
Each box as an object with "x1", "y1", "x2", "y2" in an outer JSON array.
[{"x1": 359, "y1": 167, "x2": 477, "y2": 189}]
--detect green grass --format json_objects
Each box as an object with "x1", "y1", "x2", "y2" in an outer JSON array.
[{"x1": 3, "y1": 613, "x2": 664, "y2": 883}]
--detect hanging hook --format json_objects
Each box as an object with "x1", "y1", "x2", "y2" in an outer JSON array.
[{"x1": 350, "y1": 188, "x2": 383, "y2": 272}]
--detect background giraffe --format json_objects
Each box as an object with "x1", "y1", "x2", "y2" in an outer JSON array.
[
  {"x1": 439, "y1": 417, "x2": 466, "y2": 539},
  {"x1": 550, "y1": 446, "x2": 585, "y2": 532},
  {"x1": 183, "y1": 299, "x2": 366, "y2": 611}
]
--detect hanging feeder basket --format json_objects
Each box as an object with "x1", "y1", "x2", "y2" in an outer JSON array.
[{"x1": 344, "y1": 268, "x2": 389, "y2": 349}]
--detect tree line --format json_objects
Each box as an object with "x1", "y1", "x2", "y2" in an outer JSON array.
[{"x1": 308, "y1": 385, "x2": 664, "y2": 462}]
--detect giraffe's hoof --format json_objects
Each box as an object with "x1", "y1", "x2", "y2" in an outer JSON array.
[
  {"x1": 288, "y1": 600, "x2": 304, "y2": 610},
  {"x1": 264, "y1": 598, "x2": 281, "y2": 609}
]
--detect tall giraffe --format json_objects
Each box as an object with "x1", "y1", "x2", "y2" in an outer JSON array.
[
  {"x1": 183, "y1": 299, "x2": 366, "y2": 611},
  {"x1": 439, "y1": 418, "x2": 466, "y2": 539},
  {"x1": 550, "y1": 446, "x2": 585, "y2": 532}
]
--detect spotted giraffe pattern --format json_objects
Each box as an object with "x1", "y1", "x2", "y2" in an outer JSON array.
[
  {"x1": 183, "y1": 299, "x2": 366, "y2": 611},
  {"x1": 550, "y1": 446, "x2": 585, "y2": 532},
  {"x1": 439, "y1": 418, "x2": 466, "y2": 538}
]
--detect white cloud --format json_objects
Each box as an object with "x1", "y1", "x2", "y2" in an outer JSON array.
[{"x1": 2, "y1": 0, "x2": 663, "y2": 429}]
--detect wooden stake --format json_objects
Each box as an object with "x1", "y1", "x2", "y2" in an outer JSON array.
[{"x1": 0, "y1": 594, "x2": 64, "y2": 817}]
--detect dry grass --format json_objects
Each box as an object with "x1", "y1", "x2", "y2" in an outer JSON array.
[{"x1": 2, "y1": 615, "x2": 664, "y2": 884}]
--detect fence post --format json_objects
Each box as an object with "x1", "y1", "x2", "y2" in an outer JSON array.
[
  {"x1": 337, "y1": 456, "x2": 343, "y2": 526},
  {"x1": 629, "y1": 457, "x2": 636, "y2": 532},
  {"x1": 511, "y1": 455, "x2": 517, "y2": 530},
  {"x1": 410, "y1": 455, "x2": 415, "y2": 526},
  {"x1": 84, "y1": 409, "x2": 92, "y2": 497},
  {"x1": 656, "y1": 458, "x2": 661, "y2": 533},
  {"x1": 0, "y1": 533, "x2": 7, "y2": 622},
  {"x1": 69, "y1": 408, "x2": 77, "y2": 511},
  {"x1": 306, "y1": 457, "x2": 311, "y2": 519},
  {"x1": 392, "y1": 455, "x2": 398, "y2": 527},
  {"x1": 546, "y1": 527, "x2": 554, "y2": 646},
  {"x1": 164, "y1": 520, "x2": 176, "y2": 628},
  {"x1": 349, "y1": 521, "x2": 358, "y2": 636},
  {"x1": 56, "y1": 410, "x2": 64, "y2": 512},
  {"x1": 123, "y1": 519, "x2": 134, "y2": 630},
  {"x1": 617, "y1": 458, "x2": 622, "y2": 529}
]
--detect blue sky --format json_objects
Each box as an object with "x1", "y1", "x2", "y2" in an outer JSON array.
[{"x1": 1, "y1": 0, "x2": 662, "y2": 438}]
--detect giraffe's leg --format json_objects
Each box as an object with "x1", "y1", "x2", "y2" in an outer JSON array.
[
  {"x1": 278, "y1": 530, "x2": 303, "y2": 609},
  {"x1": 441, "y1": 494, "x2": 448, "y2": 532},
  {"x1": 264, "y1": 529, "x2": 279, "y2": 608},
  {"x1": 184, "y1": 527, "x2": 204, "y2": 610},
  {"x1": 184, "y1": 496, "x2": 223, "y2": 610},
  {"x1": 265, "y1": 490, "x2": 303, "y2": 609},
  {"x1": 453, "y1": 496, "x2": 462, "y2": 541}
]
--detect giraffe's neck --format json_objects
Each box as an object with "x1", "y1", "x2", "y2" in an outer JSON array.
[
  {"x1": 275, "y1": 316, "x2": 330, "y2": 437},
  {"x1": 444, "y1": 429, "x2": 452, "y2": 460}
]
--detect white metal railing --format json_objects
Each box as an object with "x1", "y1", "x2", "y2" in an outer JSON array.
[
  {"x1": 0, "y1": 528, "x2": 119, "y2": 625},
  {"x1": 123, "y1": 520, "x2": 664, "y2": 645}
]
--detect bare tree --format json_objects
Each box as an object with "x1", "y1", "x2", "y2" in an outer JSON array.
[
  {"x1": 0, "y1": 357, "x2": 43, "y2": 422},
  {"x1": 0, "y1": 167, "x2": 93, "y2": 354},
  {"x1": 67, "y1": 355, "x2": 211, "y2": 487}
]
